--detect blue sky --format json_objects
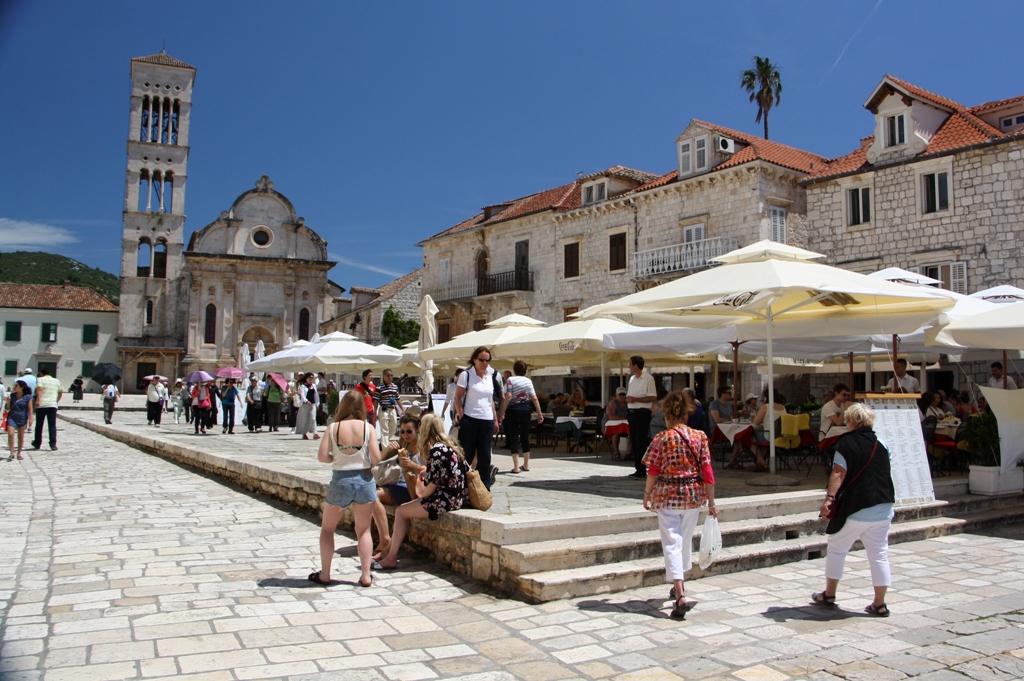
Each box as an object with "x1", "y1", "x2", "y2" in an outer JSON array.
[{"x1": 1, "y1": 1, "x2": 1020, "y2": 290}]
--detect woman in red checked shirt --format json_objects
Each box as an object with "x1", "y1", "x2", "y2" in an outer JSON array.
[{"x1": 642, "y1": 390, "x2": 719, "y2": 619}]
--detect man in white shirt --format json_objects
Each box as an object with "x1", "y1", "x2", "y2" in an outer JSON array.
[
  {"x1": 441, "y1": 369, "x2": 463, "y2": 422},
  {"x1": 819, "y1": 383, "x2": 852, "y2": 444},
  {"x1": 988, "y1": 361, "x2": 1018, "y2": 390},
  {"x1": 884, "y1": 359, "x2": 921, "y2": 394},
  {"x1": 32, "y1": 366, "x2": 63, "y2": 450},
  {"x1": 626, "y1": 355, "x2": 658, "y2": 478},
  {"x1": 103, "y1": 382, "x2": 120, "y2": 424}
]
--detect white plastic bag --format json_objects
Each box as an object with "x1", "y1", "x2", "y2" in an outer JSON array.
[{"x1": 698, "y1": 515, "x2": 722, "y2": 570}]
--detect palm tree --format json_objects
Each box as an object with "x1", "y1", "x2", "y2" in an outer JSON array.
[{"x1": 740, "y1": 56, "x2": 782, "y2": 140}]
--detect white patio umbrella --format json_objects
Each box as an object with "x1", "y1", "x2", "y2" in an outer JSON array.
[
  {"x1": 577, "y1": 240, "x2": 955, "y2": 474},
  {"x1": 253, "y1": 340, "x2": 265, "y2": 379},
  {"x1": 970, "y1": 285, "x2": 1024, "y2": 304},
  {"x1": 245, "y1": 339, "x2": 309, "y2": 372},
  {"x1": 869, "y1": 267, "x2": 942, "y2": 287},
  {"x1": 939, "y1": 301, "x2": 1024, "y2": 351},
  {"x1": 419, "y1": 315, "x2": 547, "y2": 363},
  {"x1": 248, "y1": 332, "x2": 400, "y2": 373},
  {"x1": 418, "y1": 295, "x2": 439, "y2": 397}
]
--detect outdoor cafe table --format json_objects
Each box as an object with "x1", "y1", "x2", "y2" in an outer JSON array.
[
  {"x1": 714, "y1": 421, "x2": 755, "y2": 446},
  {"x1": 935, "y1": 420, "x2": 960, "y2": 439}
]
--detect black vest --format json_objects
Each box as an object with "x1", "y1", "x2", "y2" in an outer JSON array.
[{"x1": 826, "y1": 427, "x2": 896, "y2": 534}]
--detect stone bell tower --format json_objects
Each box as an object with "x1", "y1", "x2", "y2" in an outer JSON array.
[{"x1": 117, "y1": 52, "x2": 195, "y2": 387}]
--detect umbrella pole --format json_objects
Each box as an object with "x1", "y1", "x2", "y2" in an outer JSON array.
[
  {"x1": 601, "y1": 352, "x2": 607, "y2": 405},
  {"x1": 732, "y1": 341, "x2": 740, "y2": 416},
  {"x1": 767, "y1": 304, "x2": 776, "y2": 475},
  {"x1": 848, "y1": 352, "x2": 855, "y2": 397},
  {"x1": 865, "y1": 354, "x2": 872, "y2": 392}
]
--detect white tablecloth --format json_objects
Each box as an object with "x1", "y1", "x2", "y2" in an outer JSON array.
[
  {"x1": 556, "y1": 416, "x2": 585, "y2": 429},
  {"x1": 715, "y1": 422, "x2": 753, "y2": 444}
]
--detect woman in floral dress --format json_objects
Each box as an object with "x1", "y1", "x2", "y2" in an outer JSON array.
[
  {"x1": 642, "y1": 390, "x2": 719, "y2": 619},
  {"x1": 377, "y1": 414, "x2": 468, "y2": 569}
]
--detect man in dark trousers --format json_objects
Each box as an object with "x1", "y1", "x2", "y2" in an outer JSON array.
[{"x1": 625, "y1": 355, "x2": 658, "y2": 478}]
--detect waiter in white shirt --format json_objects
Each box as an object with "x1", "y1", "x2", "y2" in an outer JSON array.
[
  {"x1": 988, "y1": 361, "x2": 1018, "y2": 390},
  {"x1": 626, "y1": 355, "x2": 658, "y2": 479},
  {"x1": 884, "y1": 358, "x2": 921, "y2": 393}
]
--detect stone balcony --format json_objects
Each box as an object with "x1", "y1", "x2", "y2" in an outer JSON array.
[
  {"x1": 429, "y1": 269, "x2": 535, "y2": 302},
  {"x1": 632, "y1": 235, "x2": 739, "y2": 280}
]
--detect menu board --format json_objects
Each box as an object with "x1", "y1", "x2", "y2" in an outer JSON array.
[{"x1": 863, "y1": 395, "x2": 935, "y2": 506}]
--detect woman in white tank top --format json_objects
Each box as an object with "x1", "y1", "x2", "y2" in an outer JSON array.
[{"x1": 311, "y1": 391, "x2": 381, "y2": 587}]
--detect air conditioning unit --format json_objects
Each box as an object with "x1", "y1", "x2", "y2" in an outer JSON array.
[{"x1": 718, "y1": 137, "x2": 736, "y2": 154}]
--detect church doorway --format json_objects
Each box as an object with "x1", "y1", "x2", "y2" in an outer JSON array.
[{"x1": 242, "y1": 326, "x2": 277, "y2": 357}]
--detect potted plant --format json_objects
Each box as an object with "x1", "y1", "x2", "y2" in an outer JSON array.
[
  {"x1": 966, "y1": 411, "x2": 1024, "y2": 495},
  {"x1": 326, "y1": 390, "x2": 340, "y2": 423}
]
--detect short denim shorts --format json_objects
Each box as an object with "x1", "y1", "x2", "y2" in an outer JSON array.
[{"x1": 325, "y1": 469, "x2": 376, "y2": 508}]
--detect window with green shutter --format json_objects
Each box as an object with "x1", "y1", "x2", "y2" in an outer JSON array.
[
  {"x1": 41, "y1": 323, "x2": 58, "y2": 343},
  {"x1": 4, "y1": 360, "x2": 17, "y2": 375},
  {"x1": 83, "y1": 324, "x2": 99, "y2": 344},
  {"x1": 5, "y1": 321, "x2": 21, "y2": 342},
  {"x1": 81, "y1": 361, "x2": 95, "y2": 378}
]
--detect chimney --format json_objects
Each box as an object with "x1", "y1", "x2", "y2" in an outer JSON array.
[{"x1": 63, "y1": 280, "x2": 71, "y2": 289}]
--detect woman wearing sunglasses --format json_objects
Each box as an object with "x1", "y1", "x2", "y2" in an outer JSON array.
[
  {"x1": 371, "y1": 413, "x2": 426, "y2": 559},
  {"x1": 453, "y1": 346, "x2": 508, "y2": 490}
]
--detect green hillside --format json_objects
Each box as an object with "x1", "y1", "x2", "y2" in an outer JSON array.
[{"x1": 0, "y1": 251, "x2": 120, "y2": 305}]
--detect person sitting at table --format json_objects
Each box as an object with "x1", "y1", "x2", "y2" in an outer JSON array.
[
  {"x1": 956, "y1": 391, "x2": 978, "y2": 417},
  {"x1": 569, "y1": 389, "x2": 588, "y2": 412},
  {"x1": 605, "y1": 387, "x2": 631, "y2": 460},
  {"x1": 752, "y1": 392, "x2": 787, "y2": 472},
  {"x1": 937, "y1": 389, "x2": 956, "y2": 416},
  {"x1": 977, "y1": 395, "x2": 990, "y2": 414},
  {"x1": 683, "y1": 388, "x2": 706, "y2": 434},
  {"x1": 820, "y1": 384, "x2": 851, "y2": 446},
  {"x1": 884, "y1": 359, "x2": 921, "y2": 393},
  {"x1": 822, "y1": 389, "x2": 835, "y2": 405},
  {"x1": 918, "y1": 391, "x2": 944, "y2": 421},
  {"x1": 741, "y1": 394, "x2": 759, "y2": 418},
  {"x1": 712, "y1": 386, "x2": 751, "y2": 470}
]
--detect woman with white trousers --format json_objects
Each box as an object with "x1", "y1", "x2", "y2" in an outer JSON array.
[{"x1": 815, "y1": 402, "x2": 896, "y2": 617}]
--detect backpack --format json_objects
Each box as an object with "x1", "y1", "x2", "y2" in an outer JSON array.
[{"x1": 460, "y1": 367, "x2": 503, "y2": 417}]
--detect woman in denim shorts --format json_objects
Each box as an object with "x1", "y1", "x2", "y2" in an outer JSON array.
[{"x1": 310, "y1": 391, "x2": 381, "y2": 587}]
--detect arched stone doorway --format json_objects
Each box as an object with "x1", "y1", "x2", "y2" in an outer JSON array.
[{"x1": 242, "y1": 326, "x2": 277, "y2": 359}]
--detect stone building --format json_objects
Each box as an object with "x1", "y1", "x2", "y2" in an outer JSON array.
[
  {"x1": 320, "y1": 268, "x2": 423, "y2": 345},
  {"x1": 1, "y1": 283, "x2": 118, "y2": 388},
  {"x1": 802, "y1": 74, "x2": 1024, "y2": 395},
  {"x1": 417, "y1": 120, "x2": 826, "y2": 400},
  {"x1": 116, "y1": 54, "x2": 338, "y2": 390}
]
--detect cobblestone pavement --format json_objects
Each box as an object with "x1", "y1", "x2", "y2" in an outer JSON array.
[{"x1": 3, "y1": 420, "x2": 1024, "y2": 681}]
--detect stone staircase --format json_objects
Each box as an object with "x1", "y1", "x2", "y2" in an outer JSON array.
[{"x1": 503, "y1": 479, "x2": 1024, "y2": 602}]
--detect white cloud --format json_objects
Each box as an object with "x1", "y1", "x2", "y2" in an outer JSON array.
[
  {"x1": 0, "y1": 218, "x2": 80, "y2": 249},
  {"x1": 329, "y1": 253, "x2": 405, "y2": 278}
]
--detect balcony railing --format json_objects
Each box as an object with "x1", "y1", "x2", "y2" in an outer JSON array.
[
  {"x1": 429, "y1": 269, "x2": 535, "y2": 302},
  {"x1": 632, "y1": 236, "x2": 740, "y2": 279}
]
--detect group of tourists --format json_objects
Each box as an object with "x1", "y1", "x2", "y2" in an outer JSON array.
[{"x1": 2, "y1": 366, "x2": 63, "y2": 461}]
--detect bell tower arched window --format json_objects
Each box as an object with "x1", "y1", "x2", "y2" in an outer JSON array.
[
  {"x1": 204, "y1": 303, "x2": 217, "y2": 344},
  {"x1": 137, "y1": 239, "x2": 152, "y2": 277},
  {"x1": 145, "y1": 300, "x2": 154, "y2": 325},
  {"x1": 298, "y1": 308, "x2": 310, "y2": 341},
  {"x1": 153, "y1": 240, "x2": 167, "y2": 278}
]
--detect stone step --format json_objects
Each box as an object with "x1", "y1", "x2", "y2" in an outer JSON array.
[
  {"x1": 518, "y1": 504, "x2": 1024, "y2": 602},
  {"x1": 501, "y1": 491, "x2": 1024, "y2": 576}
]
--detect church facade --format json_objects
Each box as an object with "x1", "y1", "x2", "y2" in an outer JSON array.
[{"x1": 117, "y1": 54, "x2": 337, "y2": 391}]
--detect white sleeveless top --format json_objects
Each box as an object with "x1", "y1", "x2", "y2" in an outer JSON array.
[{"x1": 329, "y1": 420, "x2": 373, "y2": 471}]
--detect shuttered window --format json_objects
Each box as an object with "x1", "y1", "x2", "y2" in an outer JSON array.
[
  {"x1": 609, "y1": 233, "x2": 627, "y2": 271},
  {"x1": 679, "y1": 141, "x2": 692, "y2": 176},
  {"x1": 770, "y1": 206, "x2": 787, "y2": 243},
  {"x1": 695, "y1": 137, "x2": 707, "y2": 171},
  {"x1": 41, "y1": 323, "x2": 58, "y2": 343},
  {"x1": 683, "y1": 223, "x2": 705, "y2": 244},
  {"x1": 439, "y1": 257, "x2": 451, "y2": 287},
  {"x1": 82, "y1": 324, "x2": 99, "y2": 344},
  {"x1": 950, "y1": 261, "x2": 968, "y2": 295},
  {"x1": 564, "y1": 242, "x2": 580, "y2": 278},
  {"x1": 5, "y1": 321, "x2": 21, "y2": 342}
]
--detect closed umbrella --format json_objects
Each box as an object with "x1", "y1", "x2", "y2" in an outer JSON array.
[
  {"x1": 578, "y1": 240, "x2": 954, "y2": 474},
  {"x1": 418, "y1": 294, "x2": 439, "y2": 396}
]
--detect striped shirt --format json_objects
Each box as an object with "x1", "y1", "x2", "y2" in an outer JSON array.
[{"x1": 376, "y1": 381, "x2": 400, "y2": 409}]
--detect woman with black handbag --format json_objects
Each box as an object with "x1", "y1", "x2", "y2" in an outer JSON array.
[{"x1": 815, "y1": 402, "x2": 896, "y2": 616}]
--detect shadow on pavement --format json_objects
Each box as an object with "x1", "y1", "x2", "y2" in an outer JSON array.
[
  {"x1": 576, "y1": 596, "x2": 677, "y2": 619},
  {"x1": 762, "y1": 604, "x2": 862, "y2": 622}
]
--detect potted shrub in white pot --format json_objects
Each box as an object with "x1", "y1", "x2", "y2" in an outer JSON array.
[{"x1": 967, "y1": 412, "x2": 1024, "y2": 495}]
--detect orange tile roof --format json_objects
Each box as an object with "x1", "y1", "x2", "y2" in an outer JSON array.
[
  {"x1": 132, "y1": 52, "x2": 194, "y2": 69},
  {"x1": 580, "y1": 165, "x2": 660, "y2": 184},
  {"x1": 0, "y1": 283, "x2": 118, "y2": 312},
  {"x1": 375, "y1": 267, "x2": 423, "y2": 300},
  {"x1": 690, "y1": 120, "x2": 829, "y2": 174},
  {"x1": 807, "y1": 76, "x2": 1021, "y2": 183}
]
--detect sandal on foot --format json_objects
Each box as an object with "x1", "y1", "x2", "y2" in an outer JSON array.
[
  {"x1": 359, "y1": 575, "x2": 374, "y2": 588},
  {"x1": 509, "y1": 468, "x2": 521, "y2": 474},
  {"x1": 670, "y1": 597, "x2": 693, "y2": 619},
  {"x1": 522, "y1": 466, "x2": 529, "y2": 472},
  {"x1": 726, "y1": 461, "x2": 744, "y2": 470},
  {"x1": 864, "y1": 603, "x2": 889, "y2": 617},
  {"x1": 307, "y1": 571, "x2": 331, "y2": 585},
  {"x1": 811, "y1": 591, "x2": 836, "y2": 607}
]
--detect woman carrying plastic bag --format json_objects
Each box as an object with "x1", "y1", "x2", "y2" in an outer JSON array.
[{"x1": 642, "y1": 391, "x2": 719, "y2": 619}]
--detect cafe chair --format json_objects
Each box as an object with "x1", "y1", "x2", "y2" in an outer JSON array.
[
  {"x1": 931, "y1": 418, "x2": 968, "y2": 474},
  {"x1": 772, "y1": 414, "x2": 802, "y2": 471},
  {"x1": 920, "y1": 416, "x2": 945, "y2": 477}
]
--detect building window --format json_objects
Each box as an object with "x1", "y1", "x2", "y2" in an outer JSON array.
[
  {"x1": 5, "y1": 321, "x2": 21, "y2": 342},
  {"x1": 137, "y1": 238, "x2": 152, "y2": 277},
  {"x1": 204, "y1": 304, "x2": 216, "y2": 344},
  {"x1": 917, "y1": 262, "x2": 967, "y2": 295},
  {"x1": 609, "y1": 233, "x2": 627, "y2": 271},
  {"x1": 886, "y1": 114, "x2": 906, "y2": 147},
  {"x1": 564, "y1": 242, "x2": 580, "y2": 279},
  {"x1": 153, "y1": 241, "x2": 167, "y2": 278},
  {"x1": 770, "y1": 206, "x2": 787, "y2": 243},
  {"x1": 848, "y1": 187, "x2": 871, "y2": 226},
  {"x1": 582, "y1": 182, "x2": 607, "y2": 205},
  {"x1": 439, "y1": 257, "x2": 451, "y2": 287},
  {"x1": 1000, "y1": 114, "x2": 1024, "y2": 129},
  {"x1": 81, "y1": 361, "x2": 95, "y2": 378},
  {"x1": 695, "y1": 136, "x2": 708, "y2": 171},
  {"x1": 473, "y1": 319, "x2": 486, "y2": 331},
  {"x1": 145, "y1": 301, "x2": 154, "y2": 325},
  {"x1": 679, "y1": 140, "x2": 692, "y2": 176},
  {"x1": 4, "y1": 360, "x2": 17, "y2": 375},
  {"x1": 41, "y1": 323, "x2": 58, "y2": 343},
  {"x1": 683, "y1": 223, "x2": 705, "y2": 244},
  {"x1": 563, "y1": 307, "x2": 579, "y2": 322},
  {"x1": 83, "y1": 324, "x2": 99, "y2": 344},
  {"x1": 438, "y1": 323, "x2": 451, "y2": 343},
  {"x1": 922, "y1": 171, "x2": 949, "y2": 214},
  {"x1": 298, "y1": 308, "x2": 311, "y2": 341}
]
